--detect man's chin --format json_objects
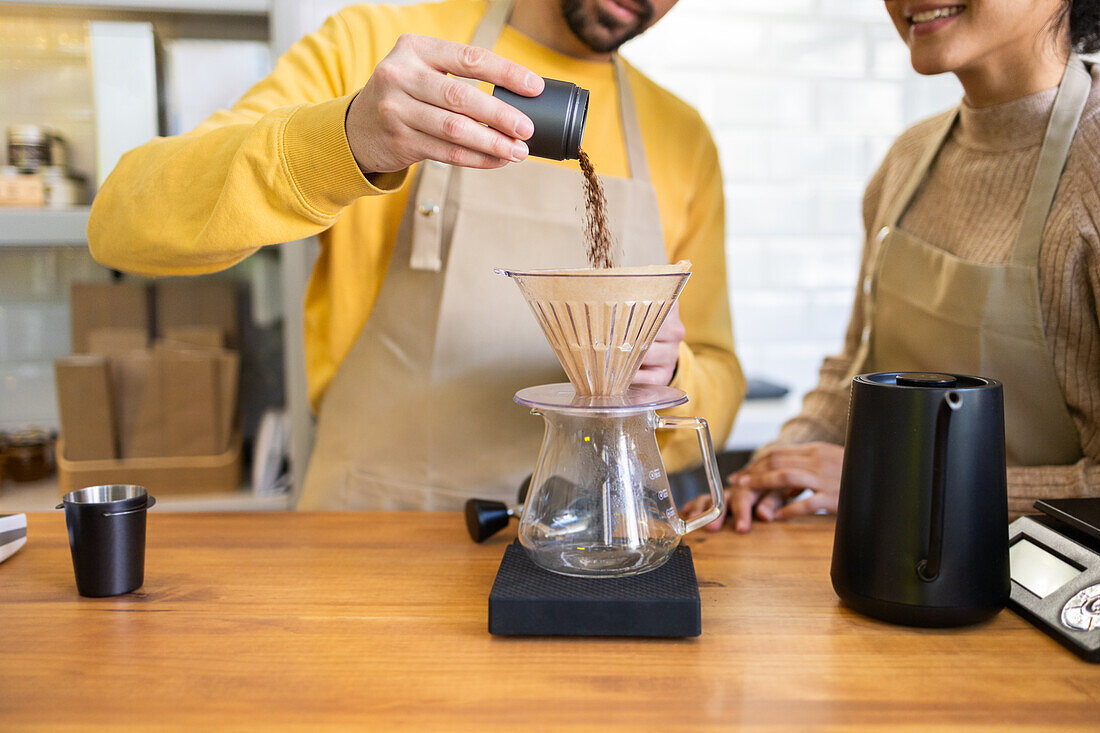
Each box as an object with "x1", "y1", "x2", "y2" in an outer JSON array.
[{"x1": 562, "y1": 0, "x2": 650, "y2": 54}]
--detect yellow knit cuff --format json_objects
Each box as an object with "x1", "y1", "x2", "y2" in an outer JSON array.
[
  {"x1": 282, "y1": 93, "x2": 408, "y2": 217},
  {"x1": 668, "y1": 341, "x2": 694, "y2": 392}
]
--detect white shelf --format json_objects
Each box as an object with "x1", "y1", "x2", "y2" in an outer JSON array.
[
  {"x1": 0, "y1": 477, "x2": 293, "y2": 512},
  {"x1": 0, "y1": 0, "x2": 269, "y2": 14},
  {"x1": 0, "y1": 206, "x2": 92, "y2": 247}
]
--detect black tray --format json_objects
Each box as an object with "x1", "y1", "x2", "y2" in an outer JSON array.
[{"x1": 488, "y1": 543, "x2": 701, "y2": 637}]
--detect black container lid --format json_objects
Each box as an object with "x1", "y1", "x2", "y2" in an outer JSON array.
[{"x1": 895, "y1": 373, "x2": 958, "y2": 388}]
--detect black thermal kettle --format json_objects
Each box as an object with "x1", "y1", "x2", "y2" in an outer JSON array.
[{"x1": 830, "y1": 372, "x2": 1010, "y2": 627}]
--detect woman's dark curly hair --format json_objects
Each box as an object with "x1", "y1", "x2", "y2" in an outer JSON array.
[{"x1": 1054, "y1": 0, "x2": 1100, "y2": 54}]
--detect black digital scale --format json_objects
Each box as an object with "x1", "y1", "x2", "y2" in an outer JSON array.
[{"x1": 1008, "y1": 498, "x2": 1100, "y2": 662}]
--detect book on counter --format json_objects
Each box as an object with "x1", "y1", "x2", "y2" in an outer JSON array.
[{"x1": 0, "y1": 514, "x2": 27, "y2": 564}]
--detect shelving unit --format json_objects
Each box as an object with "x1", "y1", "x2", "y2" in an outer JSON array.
[
  {"x1": 0, "y1": 0, "x2": 295, "y2": 512},
  {"x1": 0, "y1": 206, "x2": 92, "y2": 247},
  {"x1": 0, "y1": 1, "x2": 268, "y2": 15}
]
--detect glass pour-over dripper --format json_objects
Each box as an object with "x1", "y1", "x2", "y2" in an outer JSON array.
[{"x1": 497, "y1": 263, "x2": 725, "y2": 577}]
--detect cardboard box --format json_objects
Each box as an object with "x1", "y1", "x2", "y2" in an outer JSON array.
[
  {"x1": 87, "y1": 327, "x2": 148, "y2": 356},
  {"x1": 153, "y1": 342, "x2": 239, "y2": 453},
  {"x1": 70, "y1": 282, "x2": 150, "y2": 354},
  {"x1": 113, "y1": 351, "x2": 151, "y2": 460},
  {"x1": 162, "y1": 326, "x2": 224, "y2": 349},
  {"x1": 54, "y1": 355, "x2": 117, "y2": 461},
  {"x1": 155, "y1": 280, "x2": 238, "y2": 349},
  {"x1": 126, "y1": 350, "x2": 221, "y2": 458},
  {"x1": 57, "y1": 431, "x2": 242, "y2": 497}
]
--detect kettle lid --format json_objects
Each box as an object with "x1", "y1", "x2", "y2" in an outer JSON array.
[{"x1": 895, "y1": 372, "x2": 957, "y2": 388}]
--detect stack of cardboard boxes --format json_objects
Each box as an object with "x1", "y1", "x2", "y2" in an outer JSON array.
[{"x1": 55, "y1": 280, "x2": 242, "y2": 495}]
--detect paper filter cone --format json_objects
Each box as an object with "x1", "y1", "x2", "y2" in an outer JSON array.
[{"x1": 496, "y1": 261, "x2": 692, "y2": 396}]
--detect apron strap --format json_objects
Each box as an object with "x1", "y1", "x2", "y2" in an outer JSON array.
[
  {"x1": 883, "y1": 109, "x2": 959, "y2": 229},
  {"x1": 470, "y1": 0, "x2": 513, "y2": 49},
  {"x1": 612, "y1": 55, "x2": 650, "y2": 183},
  {"x1": 1011, "y1": 55, "x2": 1091, "y2": 266},
  {"x1": 410, "y1": 0, "x2": 514, "y2": 271},
  {"x1": 845, "y1": 109, "x2": 957, "y2": 380}
]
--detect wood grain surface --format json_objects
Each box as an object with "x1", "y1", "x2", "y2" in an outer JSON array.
[{"x1": 1, "y1": 512, "x2": 1097, "y2": 731}]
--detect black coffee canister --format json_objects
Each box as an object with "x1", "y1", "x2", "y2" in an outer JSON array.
[
  {"x1": 493, "y1": 77, "x2": 589, "y2": 160},
  {"x1": 831, "y1": 372, "x2": 1009, "y2": 627},
  {"x1": 57, "y1": 485, "x2": 156, "y2": 597}
]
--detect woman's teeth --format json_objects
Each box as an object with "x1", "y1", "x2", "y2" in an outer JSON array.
[{"x1": 910, "y1": 6, "x2": 963, "y2": 24}]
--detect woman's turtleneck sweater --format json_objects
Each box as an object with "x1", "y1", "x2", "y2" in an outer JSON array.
[{"x1": 773, "y1": 65, "x2": 1100, "y2": 515}]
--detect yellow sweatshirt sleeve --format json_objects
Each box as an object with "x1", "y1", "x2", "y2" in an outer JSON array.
[
  {"x1": 88, "y1": 11, "x2": 404, "y2": 277},
  {"x1": 659, "y1": 130, "x2": 746, "y2": 471}
]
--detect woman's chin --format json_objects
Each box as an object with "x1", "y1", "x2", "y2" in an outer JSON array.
[{"x1": 908, "y1": 50, "x2": 960, "y2": 77}]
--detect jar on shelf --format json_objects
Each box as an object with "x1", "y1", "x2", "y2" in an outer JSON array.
[
  {"x1": 4, "y1": 428, "x2": 56, "y2": 483},
  {"x1": 7, "y1": 126, "x2": 53, "y2": 174}
]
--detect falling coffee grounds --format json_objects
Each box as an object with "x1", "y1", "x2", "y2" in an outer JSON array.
[{"x1": 579, "y1": 149, "x2": 614, "y2": 269}]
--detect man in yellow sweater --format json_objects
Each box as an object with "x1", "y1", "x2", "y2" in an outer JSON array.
[{"x1": 88, "y1": 0, "x2": 744, "y2": 510}]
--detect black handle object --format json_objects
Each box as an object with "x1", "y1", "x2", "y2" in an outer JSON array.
[
  {"x1": 492, "y1": 77, "x2": 589, "y2": 160},
  {"x1": 465, "y1": 499, "x2": 514, "y2": 543},
  {"x1": 918, "y1": 392, "x2": 962, "y2": 582},
  {"x1": 103, "y1": 496, "x2": 156, "y2": 517}
]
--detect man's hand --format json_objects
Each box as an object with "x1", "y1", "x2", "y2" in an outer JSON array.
[
  {"x1": 634, "y1": 302, "x2": 685, "y2": 386},
  {"x1": 682, "y1": 442, "x2": 845, "y2": 533},
  {"x1": 346, "y1": 34, "x2": 545, "y2": 175}
]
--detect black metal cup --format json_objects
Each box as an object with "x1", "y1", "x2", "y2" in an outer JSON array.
[
  {"x1": 57, "y1": 485, "x2": 156, "y2": 597},
  {"x1": 493, "y1": 77, "x2": 589, "y2": 160}
]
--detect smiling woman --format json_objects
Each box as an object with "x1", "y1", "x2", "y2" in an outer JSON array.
[{"x1": 686, "y1": 0, "x2": 1100, "y2": 531}]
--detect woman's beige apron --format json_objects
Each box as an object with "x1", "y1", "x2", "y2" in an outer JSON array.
[
  {"x1": 853, "y1": 56, "x2": 1090, "y2": 467},
  {"x1": 299, "y1": 0, "x2": 667, "y2": 509}
]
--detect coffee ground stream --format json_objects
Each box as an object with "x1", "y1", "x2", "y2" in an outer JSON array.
[{"x1": 579, "y1": 149, "x2": 614, "y2": 269}]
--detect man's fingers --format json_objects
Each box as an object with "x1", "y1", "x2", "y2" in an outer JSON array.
[
  {"x1": 405, "y1": 101, "x2": 528, "y2": 162},
  {"x1": 409, "y1": 35, "x2": 543, "y2": 96},
  {"x1": 641, "y1": 340, "x2": 679, "y2": 362},
  {"x1": 681, "y1": 491, "x2": 729, "y2": 531},
  {"x1": 775, "y1": 491, "x2": 836, "y2": 520},
  {"x1": 631, "y1": 367, "x2": 671, "y2": 386},
  {"x1": 753, "y1": 491, "x2": 785, "y2": 522},
  {"x1": 738, "y1": 467, "x2": 824, "y2": 492},
  {"x1": 412, "y1": 72, "x2": 536, "y2": 139},
  {"x1": 730, "y1": 486, "x2": 760, "y2": 533},
  {"x1": 405, "y1": 128, "x2": 510, "y2": 169}
]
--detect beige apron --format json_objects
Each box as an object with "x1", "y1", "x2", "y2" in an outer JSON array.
[
  {"x1": 853, "y1": 56, "x2": 1090, "y2": 467},
  {"x1": 299, "y1": 0, "x2": 667, "y2": 510}
]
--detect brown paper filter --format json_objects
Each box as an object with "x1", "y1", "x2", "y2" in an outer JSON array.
[{"x1": 496, "y1": 261, "x2": 692, "y2": 395}]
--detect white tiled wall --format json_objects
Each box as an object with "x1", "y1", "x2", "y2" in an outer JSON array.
[
  {"x1": 622, "y1": 0, "x2": 961, "y2": 412},
  {"x1": 0, "y1": 249, "x2": 110, "y2": 430}
]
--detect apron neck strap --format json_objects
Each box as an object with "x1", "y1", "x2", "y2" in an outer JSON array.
[
  {"x1": 471, "y1": 0, "x2": 649, "y2": 182},
  {"x1": 1011, "y1": 54, "x2": 1091, "y2": 265},
  {"x1": 884, "y1": 108, "x2": 959, "y2": 229},
  {"x1": 612, "y1": 55, "x2": 650, "y2": 182},
  {"x1": 470, "y1": 0, "x2": 512, "y2": 49}
]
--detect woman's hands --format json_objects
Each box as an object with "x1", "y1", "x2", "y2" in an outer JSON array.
[
  {"x1": 346, "y1": 34, "x2": 544, "y2": 175},
  {"x1": 682, "y1": 442, "x2": 845, "y2": 533},
  {"x1": 634, "y1": 302, "x2": 686, "y2": 386}
]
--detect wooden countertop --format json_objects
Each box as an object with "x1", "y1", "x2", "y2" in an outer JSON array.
[{"x1": 1, "y1": 512, "x2": 1097, "y2": 730}]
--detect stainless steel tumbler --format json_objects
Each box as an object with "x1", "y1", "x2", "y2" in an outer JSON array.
[{"x1": 57, "y1": 485, "x2": 156, "y2": 597}]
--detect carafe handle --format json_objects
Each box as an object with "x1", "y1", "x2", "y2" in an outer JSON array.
[
  {"x1": 657, "y1": 416, "x2": 726, "y2": 534},
  {"x1": 917, "y1": 391, "x2": 962, "y2": 582}
]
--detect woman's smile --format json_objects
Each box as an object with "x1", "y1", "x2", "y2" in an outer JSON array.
[{"x1": 907, "y1": 3, "x2": 967, "y2": 37}]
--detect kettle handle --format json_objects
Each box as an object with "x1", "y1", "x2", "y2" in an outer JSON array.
[
  {"x1": 917, "y1": 392, "x2": 962, "y2": 582},
  {"x1": 657, "y1": 416, "x2": 726, "y2": 534}
]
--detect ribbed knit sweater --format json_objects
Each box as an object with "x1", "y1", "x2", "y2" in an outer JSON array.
[{"x1": 772, "y1": 65, "x2": 1100, "y2": 516}]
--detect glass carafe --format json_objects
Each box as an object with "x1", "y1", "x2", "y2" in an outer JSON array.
[{"x1": 515, "y1": 384, "x2": 725, "y2": 577}]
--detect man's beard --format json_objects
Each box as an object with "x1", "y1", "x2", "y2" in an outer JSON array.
[{"x1": 560, "y1": 0, "x2": 656, "y2": 54}]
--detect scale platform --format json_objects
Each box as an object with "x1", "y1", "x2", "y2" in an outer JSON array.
[
  {"x1": 488, "y1": 542, "x2": 701, "y2": 637},
  {"x1": 1008, "y1": 498, "x2": 1100, "y2": 662}
]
